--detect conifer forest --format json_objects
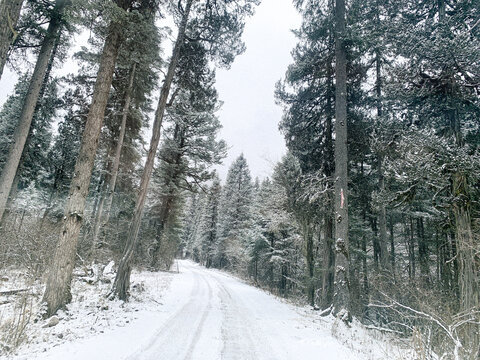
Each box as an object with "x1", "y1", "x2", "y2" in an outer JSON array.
[{"x1": 0, "y1": 0, "x2": 479, "y2": 359}]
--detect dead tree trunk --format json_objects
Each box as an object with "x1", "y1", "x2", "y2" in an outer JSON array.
[
  {"x1": 0, "y1": 0, "x2": 66, "y2": 222},
  {"x1": 332, "y1": 0, "x2": 351, "y2": 320},
  {"x1": 111, "y1": 0, "x2": 194, "y2": 301},
  {"x1": 42, "y1": 3, "x2": 128, "y2": 316},
  {"x1": 0, "y1": 0, "x2": 23, "y2": 80}
]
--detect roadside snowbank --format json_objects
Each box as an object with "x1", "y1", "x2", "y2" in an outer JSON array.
[{"x1": 0, "y1": 265, "x2": 174, "y2": 359}]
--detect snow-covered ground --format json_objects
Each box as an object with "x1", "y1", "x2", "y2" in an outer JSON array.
[{"x1": 1, "y1": 260, "x2": 414, "y2": 360}]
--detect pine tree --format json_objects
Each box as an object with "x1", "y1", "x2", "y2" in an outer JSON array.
[
  {"x1": 216, "y1": 154, "x2": 253, "y2": 271},
  {"x1": 148, "y1": 40, "x2": 226, "y2": 268},
  {"x1": 198, "y1": 175, "x2": 221, "y2": 268},
  {"x1": 0, "y1": 0, "x2": 69, "y2": 221},
  {"x1": 112, "y1": 0, "x2": 259, "y2": 300},
  {"x1": 42, "y1": 0, "x2": 138, "y2": 316},
  {"x1": 111, "y1": 0, "x2": 195, "y2": 300},
  {"x1": 92, "y1": 5, "x2": 162, "y2": 252}
]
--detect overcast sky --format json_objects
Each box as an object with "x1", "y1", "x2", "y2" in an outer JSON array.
[
  {"x1": 215, "y1": 0, "x2": 301, "y2": 180},
  {"x1": 0, "y1": 0, "x2": 301, "y2": 182}
]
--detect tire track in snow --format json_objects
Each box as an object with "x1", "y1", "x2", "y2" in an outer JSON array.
[
  {"x1": 208, "y1": 274, "x2": 282, "y2": 360},
  {"x1": 126, "y1": 269, "x2": 210, "y2": 360},
  {"x1": 182, "y1": 269, "x2": 213, "y2": 360},
  {"x1": 126, "y1": 263, "x2": 218, "y2": 360}
]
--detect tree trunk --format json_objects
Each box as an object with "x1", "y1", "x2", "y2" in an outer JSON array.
[
  {"x1": 333, "y1": 0, "x2": 350, "y2": 319},
  {"x1": 101, "y1": 62, "x2": 137, "y2": 228},
  {"x1": 361, "y1": 208, "x2": 369, "y2": 304},
  {"x1": 377, "y1": 153, "x2": 389, "y2": 270},
  {"x1": 362, "y1": 233, "x2": 368, "y2": 295},
  {"x1": 150, "y1": 123, "x2": 184, "y2": 268},
  {"x1": 371, "y1": 215, "x2": 380, "y2": 269},
  {"x1": 9, "y1": 29, "x2": 60, "y2": 194},
  {"x1": 389, "y1": 214, "x2": 395, "y2": 275},
  {"x1": 91, "y1": 173, "x2": 108, "y2": 255},
  {"x1": 322, "y1": 212, "x2": 335, "y2": 309},
  {"x1": 453, "y1": 175, "x2": 478, "y2": 310},
  {"x1": 111, "y1": 0, "x2": 194, "y2": 300},
  {"x1": 408, "y1": 217, "x2": 416, "y2": 279},
  {"x1": 417, "y1": 217, "x2": 430, "y2": 283},
  {"x1": 0, "y1": 0, "x2": 66, "y2": 221},
  {"x1": 305, "y1": 223, "x2": 315, "y2": 306},
  {"x1": 0, "y1": 0, "x2": 23, "y2": 80},
  {"x1": 321, "y1": 36, "x2": 335, "y2": 310},
  {"x1": 42, "y1": 8, "x2": 126, "y2": 316},
  {"x1": 374, "y1": 0, "x2": 389, "y2": 274},
  {"x1": 452, "y1": 173, "x2": 479, "y2": 353}
]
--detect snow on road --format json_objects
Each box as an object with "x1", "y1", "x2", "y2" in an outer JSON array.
[
  {"x1": 5, "y1": 260, "x2": 403, "y2": 360},
  {"x1": 126, "y1": 261, "x2": 359, "y2": 360}
]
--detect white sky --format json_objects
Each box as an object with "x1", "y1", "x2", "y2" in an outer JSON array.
[
  {"x1": 0, "y1": 0, "x2": 301, "y2": 181},
  {"x1": 215, "y1": 0, "x2": 301, "y2": 180}
]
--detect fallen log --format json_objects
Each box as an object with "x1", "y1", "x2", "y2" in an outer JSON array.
[{"x1": 0, "y1": 288, "x2": 30, "y2": 296}]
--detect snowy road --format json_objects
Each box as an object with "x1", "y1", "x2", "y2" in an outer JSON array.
[
  {"x1": 125, "y1": 260, "x2": 359, "y2": 360},
  {"x1": 11, "y1": 260, "x2": 366, "y2": 360}
]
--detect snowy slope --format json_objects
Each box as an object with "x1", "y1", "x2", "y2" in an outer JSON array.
[{"x1": 3, "y1": 260, "x2": 413, "y2": 360}]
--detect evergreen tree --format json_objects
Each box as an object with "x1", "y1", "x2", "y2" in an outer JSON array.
[
  {"x1": 0, "y1": 0, "x2": 70, "y2": 221},
  {"x1": 112, "y1": 0, "x2": 259, "y2": 300},
  {"x1": 147, "y1": 40, "x2": 226, "y2": 268},
  {"x1": 198, "y1": 175, "x2": 221, "y2": 268},
  {"x1": 215, "y1": 154, "x2": 253, "y2": 271},
  {"x1": 43, "y1": 0, "x2": 141, "y2": 316}
]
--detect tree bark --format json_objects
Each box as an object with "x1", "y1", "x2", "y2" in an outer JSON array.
[
  {"x1": 332, "y1": 0, "x2": 350, "y2": 319},
  {"x1": 452, "y1": 173, "x2": 479, "y2": 353},
  {"x1": 91, "y1": 182, "x2": 106, "y2": 254},
  {"x1": 0, "y1": 0, "x2": 23, "y2": 80},
  {"x1": 150, "y1": 123, "x2": 184, "y2": 268},
  {"x1": 377, "y1": 158, "x2": 389, "y2": 270},
  {"x1": 453, "y1": 175, "x2": 478, "y2": 303},
  {"x1": 111, "y1": 0, "x2": 194, "y2": 300},
  {"x1": 389, "y1": 214, "x2": 395, "y2": 275},
  {"x1": 409, "y1": 217, "x2": 416, "y2": 279},
  {"x1": 321, "y1": 37, "x2": 335, "y2": 310},
  {"x1": 416, "y1": 217, "x2": 429, "y2": 282},
  {"x1": 42, "y1": 7, "x2": 126, "y2": 316},
  {"x1": 0, "y1": 0, "x2": 66, "y2": 221},
  {"x1": 305, "y1": 222, "x2": 315, "y2": 306},
  {"x1": 322, "y1": 212, "x2": 335, "y2": 309}
]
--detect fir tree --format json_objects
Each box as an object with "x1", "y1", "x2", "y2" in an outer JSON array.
[{"x1": 216, "y1": 154, "x2": 253, "y2": 271}]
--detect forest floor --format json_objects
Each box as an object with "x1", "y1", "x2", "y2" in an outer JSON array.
[{"x1": 1, "y1": 260, "x2": 414, "y2": 359}]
